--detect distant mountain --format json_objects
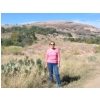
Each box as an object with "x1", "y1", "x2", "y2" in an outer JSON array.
[
  {"x1": 2, "y1": 20, "x2": 100, "y2": 38},
  {"x1": 2, "y1": 21, "x2": 100, "y2": 46}
]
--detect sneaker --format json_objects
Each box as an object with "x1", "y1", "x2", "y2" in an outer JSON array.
[{"x1": 58, "y1": 84, "x2": 63, "y2": 88}]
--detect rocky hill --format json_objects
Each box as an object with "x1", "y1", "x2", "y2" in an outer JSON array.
[
  {"x1": 30, "y1": 21, "x2": 100, "y2": 38},
  {"x1": 2, "y1": 20, "x2": 100, "y2": 38}
]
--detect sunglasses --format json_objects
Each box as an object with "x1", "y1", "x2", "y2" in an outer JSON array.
[{"x1": 50, "y1": 44, "x2": 55, "y2": 45}]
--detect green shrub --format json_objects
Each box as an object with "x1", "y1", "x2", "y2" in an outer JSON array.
[
  {"x1": 63, "y1": 38, "x2": 68, "y2": 41},
  {"x1": 68, "y1": 38, "x2": 75, "y2": 42},
  {"x1": 88, "y1": 56, "x2": 97, "y2": 62},
  {"x1": 1, "y1": 39, "x2": 13, "y2": 46},
  {"x1": 1, "y1": 46, "x2": 24, "y2": 55},
  {"x1": 1, "y1": 57, "x2": 45, "y2": 77}
]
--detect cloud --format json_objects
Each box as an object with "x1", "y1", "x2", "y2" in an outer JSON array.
[
  {"x1": 73, "y1": 20, "x2": 100, "y2": 28},
  {"x1": 19, "y1": 19, "x2": 100, "y2": 29},
  {"x1": 19, "y1": 21, "x2": 37, "y2": 25}
]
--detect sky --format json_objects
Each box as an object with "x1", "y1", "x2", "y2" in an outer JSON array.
[{"x1": 1, "y1": 13, "x2": 100, "y2": 28}]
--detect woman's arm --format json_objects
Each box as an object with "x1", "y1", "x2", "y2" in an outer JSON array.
[
  {"x1": 45, "y1": 50, "x2": 48, "y2": 68},
  {"x1": 58, "y1": 61, "x2": 60, "y2": 67},
  {"x1": 58, "y1": 49, "x2": 60, "y2": 67}
]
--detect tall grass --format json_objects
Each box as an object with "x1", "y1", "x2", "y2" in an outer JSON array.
[
  {"x1": 1, "y1": 52, "x2": 100, "y2": 88},
  {"x1": 1, "y1": 41, "x2": 100, "y2": 88},
  {"x1": 1, "y1": 46, "x2": 24, "y2": 55},
  {"x1": 94, "y1": 45, "x2": 100, "y2": 53},
  {"x1": 60, "y1": 52, "x2": 100, "y2": 87}
]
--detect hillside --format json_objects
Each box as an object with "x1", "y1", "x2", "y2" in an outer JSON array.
[
  {"x1": 1, "y1": 21, "x2": 100, "y2": 47},
  {"x1": 2, "y1": 21, "x2": 100, "y2": 38},
  {"x1": 1, "y1": 21, "x2": 100, "y2": 88},
  {"x1": 1, "y1": 38, "x2": 100, "y2": 88}
]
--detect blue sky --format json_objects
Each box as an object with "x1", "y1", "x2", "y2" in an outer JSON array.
[{"x1": 1, "y1": 13, "x2": 100, "y2": 28}]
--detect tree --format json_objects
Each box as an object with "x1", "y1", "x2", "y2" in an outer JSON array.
[
  {"x1": 1, "y1": 27, "x2": 5, "y2": 33},
  {"x1": 2, "y1": 39, "x2": 13, "y2": 46},
  {"x1": 68, "y1": 38, "x2": 75, "y2": 42}
]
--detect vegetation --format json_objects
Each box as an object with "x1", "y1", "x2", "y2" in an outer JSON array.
[
  {"x1": 1, "y1": 26, "x2": 38, "y2": 46},
  {"x1": 1, "y1": 56, "x2": 44, "y2": 75},
  {"x1": 68, "y1": 36, "x2": 100, "y2": 44},
  {"x1": 1, "y1": 26, "x2": 73, "y2": 46},
  {"x1": 58, "y1": 31, "x2": 72, "y2": 37},
  {"x1": 1, "y1": 56, "x2": 48, "y2": 88},
  {"x1": 1, "y1": 46, "x2": 24, "y2": 55},
  {"x1": 1, "y1": 52, "x2": 100, "y2": 88},
  {"x1": 1, "y1": 25, "x2": 100, "y2": 88},
  {"x1": 1, "y1": 26, "x2": 56, "y2": 35},
  {"x1": 94, "y1": 45, "x2": 100, "y2": 53},
  {"x1": 1, "y1": 36, "x2": 100, "y2": 88},
  {"x1": 2, "y1": 25, "x2": 100, "y2": 46}
]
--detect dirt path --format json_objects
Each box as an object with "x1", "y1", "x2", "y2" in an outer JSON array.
[{"x1": 84, "y1": 75, "x2": 100, "y2": 88}]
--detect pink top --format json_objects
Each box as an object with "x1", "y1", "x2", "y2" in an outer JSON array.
[{"x1": 45, "y1": 48, "x2": 60, "y2": 63}]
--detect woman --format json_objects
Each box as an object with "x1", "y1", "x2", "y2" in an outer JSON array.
[{"x1": 45, "y1": 41, "x2": 62, "y2": 87}]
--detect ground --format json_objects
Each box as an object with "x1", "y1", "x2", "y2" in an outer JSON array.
[{"x1": 84, "y1": 75, "x2": 100, "y2": 88}]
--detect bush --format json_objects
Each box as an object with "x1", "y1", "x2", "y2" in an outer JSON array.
[
  {"x1": 66, "y1": 32, "x2": 72, "y2": 37},
  {"x1": 58, "y1": 31, "x2": 72, "y2": 37},
  {"x1": 1, "y1": 26, "x2": 58, "y2": 46},
  {"x1": 1, "y1": 56, "x2": 45, "y2": 76},
  {"x1": 1, "y1": 39, "x2": 13, "y2": 46},
  {"x1": 88, "y1": 56, "x2": 97, "y2": 62},
  {"x1": 67, "y1": 36, "x2": 100, "y2": 45},
  {"x1": 68, "y1": 38, "x2": 75, "y2": 42},
  {"x1": 63, "y1": 38, "x2": 68, "y2": 41},
  {"x1": 1, "y1": 46, "x2": 24, "y2": 55},
  {"x1": 1, "y1": 27, "x2": 5, "y2": 33},
  {"x1": 94, "y1": 45, "x2": 100, "y2": 53}
]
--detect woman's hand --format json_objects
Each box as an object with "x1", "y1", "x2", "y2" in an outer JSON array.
[
  {"x1": 45, "y1": 63, "x2": 47, "y2": 68},
  {"x1": 58, "y1": 62, "x2": 60, "y2": 67}
]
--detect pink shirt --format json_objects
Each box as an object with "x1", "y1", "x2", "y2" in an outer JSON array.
[{"x1": 45, "y1": 48, "x2": 60, "y2": 63}]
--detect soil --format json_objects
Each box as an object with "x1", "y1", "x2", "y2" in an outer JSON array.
[{"x1": 84, "y1": 75, "x2": 100, "y2": 88}]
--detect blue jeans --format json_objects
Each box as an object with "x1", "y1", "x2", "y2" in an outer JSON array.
[{"x1": 47, "y1": 62, "x2": 61, "y2": 87}]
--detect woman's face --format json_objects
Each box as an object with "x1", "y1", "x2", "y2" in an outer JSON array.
[{"x1": 49, "y1": 42, "x2": 55, "y2": 49}]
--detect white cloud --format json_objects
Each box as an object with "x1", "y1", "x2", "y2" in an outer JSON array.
[
  {"x1": 19, "y1": 21, "x2": 38, "y2": 25},
  {"x1": 73, "y1": 20, "x2": 100, "y2": 28},
  {"x1": 19, "y1": 20, "x2": 47, "y2": 25},
  {"x1": 19, "y1": 20, "x2": 100, "y2": 28}
]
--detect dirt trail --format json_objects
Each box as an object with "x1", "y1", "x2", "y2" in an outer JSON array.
[{"x1": 84, "y1": 75, "x2": 100, "y2": 88}]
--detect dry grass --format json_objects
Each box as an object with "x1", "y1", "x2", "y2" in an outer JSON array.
[
  {"x1": 1, "y1": 39, "x2": 100, "y2": 88},
  {"x1": 1, "y1": 46, "x2": 24, "y2": 55},
  {"x1": 60, "y1": 53, "x2": 100, "y2": 87}
]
